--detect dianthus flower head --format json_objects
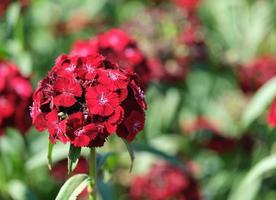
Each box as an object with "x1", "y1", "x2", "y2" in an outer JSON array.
[
  {"x1": 70, "y1": 28, "x2": 152, "y2": 89},
  {"x1": 129, "y1": 163, "x2": 201, "y2": 200},
  {"x1": 31, "y1": 53, "x2": 147, "y2": 147},
  {"x1": 238, "y1": 56, "x2": 276, "y2": 93},
  {"x1": 0, "y1": 59, "x2": 32, "y2": 135}
]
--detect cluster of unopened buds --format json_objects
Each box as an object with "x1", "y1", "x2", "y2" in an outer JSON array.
[
  {"x1": 0, "y1": 59, "x2": 32, "y2": 135},
  {"x1": 31, "y1": 53, "x2": 147, "y2": 147}
]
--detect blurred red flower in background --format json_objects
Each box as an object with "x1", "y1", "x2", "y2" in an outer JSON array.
[
  {"x1": 0, "y1": 0, "x2": 29, "y2": 16},
  {"x1": 71, "y1": 29, "x2": 152, "y2": 89},
  {"x1": 51, "y1": 157, "x2": 88, "y2": 183},
  {"x1": 180, "y1": 22, "x2": 208, "y2": 62},
  {"x1": 237, "y1": 56, "x2": 276, "y2": 93},
  {"x1": 174, "y1": 0, "x2": 200, "y2": 14},
  {"x1": 0, "y1": 60, "x2": 32, "y2": 136},
  {"x1": 182, "y1": 117, "x2": 254, "y2": 154},
  {"x1": 129, "y1": 163, "x2": 201, "y2": 200},
  {"x1": 0, "y1": 0, "x2": 10, "y2": 17},
  {"x1": 31, "y1": 53, "x2": 146, "y2": 147},
  {"x1": 267, "y1": 99, "x2": 276, "y2": 127}
]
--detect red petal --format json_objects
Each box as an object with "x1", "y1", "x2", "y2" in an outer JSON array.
[
  {"x1": 73, "y1": 134, "x2": 91, "y2": 147},
  {"x1": 54, "y1": 94, "x2": 76, "y2": 107}
]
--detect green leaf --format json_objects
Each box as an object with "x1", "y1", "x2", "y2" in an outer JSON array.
[
  {"x1": 0, "y1": 48, "x2": 9, "y2": 59},
  {"x1": 96, "y1": 152, "x2": 113, "y2": 172},
  {"x1": 55, "y1": 174, "x2": 89, "y2": 200},
  {"x1": 122, "y1": 139, "x2": 135, "y2": 172},
  {"x1": 228, "y1": 154, "x2": 276, "y2": 200},
  {"x1": 240, "y1": 77, "x2": 276, "y2": 131},
  {"x1": 68, "y1": 145, "x2": 81, "y2": 174},
  {"x1": 6, "y1": 3, "x2": 20, "y2": 30},
  {"x1": 26, "y1": 143, "x2": 68, "y2": 171},
  {"x1": 132, "y1": 143, "x2": 184, "y2": 167},
  {"x1": 47, "y1": 141, "x2": 54, "y2": 170},
  {"x1": 98, "y1": 179, "x2": 117, "y2": 200},
  {"x1": 8, "y1": 180, "x2": 39, "y2": 200}
]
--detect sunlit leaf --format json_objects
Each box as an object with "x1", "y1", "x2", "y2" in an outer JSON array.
[
  {"x1": 8, "y1": 180, "x2": 39, "y2": 200},
  {"x1": 55, "y1": 174, "x2": 89, "y2": 200},
  {"x1": 228, "y1": 154, "x2": 276, "y2": 200},
  {"x1": 133, "y1": 143, "x2": 183, "y2": 167},
  {"x1": 240, "y1": 77, "x2": 276, "y2": 131}
]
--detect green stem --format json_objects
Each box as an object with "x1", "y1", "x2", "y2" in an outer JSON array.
[{"x1": 89, "y1": 148, "x2": 97, "y2": 200}]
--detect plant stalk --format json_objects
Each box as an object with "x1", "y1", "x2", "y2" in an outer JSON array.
[{"x1": 89, "y1": 148, "x2": 97, "y2": 200}]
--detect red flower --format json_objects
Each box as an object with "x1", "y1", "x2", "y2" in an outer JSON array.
[
  {"x1": 31, "y1": 53, "x2": 147, "y2": 147},
  {"x1": 268, "y1": 99, "x2": 276, "y2": 127},
  {"x1": 129, "y1": 163, "x2": 201, "y2": 200},
  {"x1": 86, "y1": 85, "x2": 120, "y2": 116},
  {"x1": 46, "y1": 110, "x2": 68, "y2": 144},
  {"x1": 0, "y1": 60, "x2": 32, "y2": 135},
  {"x1": 70, "y1": 28, "x2": 152, "y2": 89},
  {"x1": 237, "y1": 56, "x2": 276, "y2": 93},
  {"x1": 98, "y1": 29, "x2": 130, "y2": 52},
  {"x1": 174, "y1": 0, "x2": 200, "y2": 13},
  {"x1": 53, "y1": 76, "x2": 82, "y2": 107},
  {"x1": 70, "y1": 39, "x2": 98, "y2": 57},
  {"x1": 98, "y1": 69, "x2": 128, "y2": 90}
]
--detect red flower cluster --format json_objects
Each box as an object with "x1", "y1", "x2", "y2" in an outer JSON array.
[
  {"x1": 71, "y1": 29, "x2": 152, "y2": 89},
  {"x1": 31, "y1": 53, "x2": 146, "y2": 147},
  {"x1": 129, "y1": 163, "x2": 201, "y2": 200},
  {"x1": 0, "y1": 60, "x2": 32, "y2": 136},
  {"x1": 238, "y1": 56, "x2": 276, "y2": 93}
]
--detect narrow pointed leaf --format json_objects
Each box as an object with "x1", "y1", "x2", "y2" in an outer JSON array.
[
  {"x1": 122, "y1": 139, "x2": 135, "y2": 172},
  {"x1": 68, "y1": 145, "x2": 81, "y2": 174},
  {"x1": 240, "y1": 77, "x2": 276, "y2": 131},
  {"x1": 228, "y1": 154, "x2": 276, "y2": 200}
]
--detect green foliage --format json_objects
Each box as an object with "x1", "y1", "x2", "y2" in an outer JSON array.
[
  {"x1": 241, "y1": 77, "x2": 276, "y2": 131},
  {"x1": 55, "y1": 174, "x2": 89, "y2": 200},
  {"x1": 68, "y1": 145, "x2": 81, "y2": 174},
  {"x1": 122, "y1": 139, "x2": 135, "y2": 172}
]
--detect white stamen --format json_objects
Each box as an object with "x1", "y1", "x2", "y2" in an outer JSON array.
[
  {"x1": 108, "y1": 71, "x2": 118, "y2": 80},
  {"x1": 98, "y1": 93, "x2": 108, "y2": 105},
  {"x1": 133, "y1": 121, "x2": 141, "y2": 132},
  {"x1": 66, "y1": 64, "x2": 76, "y2": 72},
  {"x1": 85, "y1": 64, "x2": 94, "y2": 73}
]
